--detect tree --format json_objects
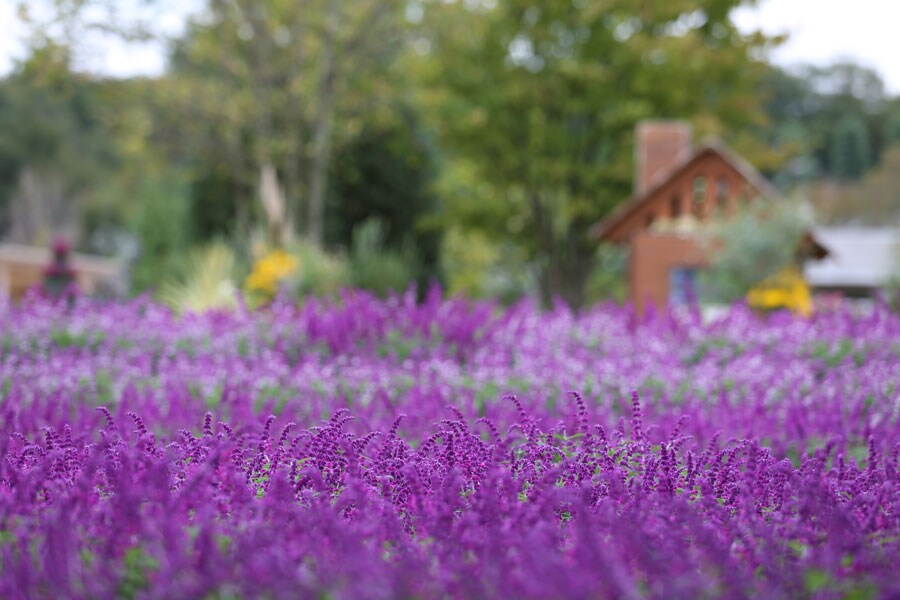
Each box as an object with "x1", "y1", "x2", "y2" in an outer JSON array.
[
  {"x1": 760, "y1": 62, "x2": 894, "y2": 184},
  {"x1": 810, "y1": 145, "x2": 900, "y2": 225},
  {"x1": 327, "y1": 106, "x2": 442, "y2": 284},
  {"x1": 0, "y1": 44, "x2": 115, "y2": 243},
  {"x1": 170, "y1": 0, "x2": 407, "y2": 247},
  {"x1": 830, "y1": 114, "x2": 872, "y2": 182},
  {"x1": 886, "y1": 112, "x2": 900, "y2": 145},
  {"x1": 414, "y1": 0, "x2": 776, "y2": 308}
]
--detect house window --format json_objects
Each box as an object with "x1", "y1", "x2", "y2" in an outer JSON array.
[
  {"x1": 669, "y1": 267, "x2": 698, "y2": 306},
  {"x1": 715, "y1": 178, "x2": 729, "y2": 215},
  {"x1": 692, "y1": 177, "x2": 707, "y2": 218},
  {"x1": 716, "y1": 178, "x2": 729, "y2": 201},
  {"x1": 670, "y1": 195, "x2": 681, "y2": 219}
]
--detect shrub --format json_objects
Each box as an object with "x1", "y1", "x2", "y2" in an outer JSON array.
[
  {"x1": 348, "y1": 218, "x2": 417, "y2": 296},
  {"x1": 700, "y1": 197, "x2": 812, "y2": 303}
]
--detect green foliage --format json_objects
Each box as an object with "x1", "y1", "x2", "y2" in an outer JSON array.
[
  {"x1": 283, "y1": 240, "x2": 350, "y2": 299},
  {"x1": 886, "y1": 112, "x2": 900, "y2": 144},
  {"x1": 169, "y1": 0, "x2": 408, "y2": 244},
  {"x1": 416, "y1": 0, "x2": 774, "y2": 307},
  {"x1": 441, "y1": 227, "x2": 535, "y2": 303},
  {"x1": 762, "y1": 62, "x2": 893, "y2": 184},
  {"x1": 0, "y1": 44, "x2": 115, "y2": 236},
  {"x1": 699, "y1": 199, "x2": 811, "y2": 303},
  {"x1": 328, "y1": 107, "x2": 442, "y2": 286},
  {"x1": 585, "y1": 244, "x2": 629, "y2": 306},
  {"x1": 348, "y1": 219, "x2": 417, "y2": 297},
  {"x1": 189, "y1": 166, "x2": 243, "y2": 242},
  {"x1": 130, "y1": 176, "x2": 192, "y2": 293},
  {"x1": 830, "y1": 114, "x2": 872, "y2": 181}
]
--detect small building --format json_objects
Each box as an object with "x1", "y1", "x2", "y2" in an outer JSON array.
[
  {"x1": 590, "y1": 121, "x2": 813, "y2": 314},
  {"x1": 804, "y1": 227, "x2": 900, "y2": 297},
  {"x1": 0, "y1": 243, "x2": 123, "y2": 302}
]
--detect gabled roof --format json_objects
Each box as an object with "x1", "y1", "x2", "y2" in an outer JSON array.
[
  {"x1": 803, "y1": 227, "x2": 900, "y2": 288},
  {"x1": 590, "y1": 138, "x2": 780, "y2": 243}
]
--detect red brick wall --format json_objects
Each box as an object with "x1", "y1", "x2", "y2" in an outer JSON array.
[
  {"x1": 635, "y1": 122, "x2": 692, "y2": 195},
  {"x1": 629, "y1": 232, "x2": 709, "y2": 316},
  {"x1": 609, "y1": 151, "x2": 753, "y2": 244}
]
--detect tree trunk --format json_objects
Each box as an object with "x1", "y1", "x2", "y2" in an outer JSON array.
[
  {"x1": 538, "y1": 252, "x2": 593, "y2": 310},
  {"x1": 307, "y1": 0, "x2": 340, "y2": 248},
  {"x1": 535, "y1": 216, "x2": 594, "y2": 311}
]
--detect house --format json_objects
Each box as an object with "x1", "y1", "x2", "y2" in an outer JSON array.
[
  {"x1": 804, "y1": 227, "x2": 900, "y2": 298},
  {"x1": 0, "y1": 242, "x2": 123, "y2": 302},
  {"x1": 589, "y1": 120, "x2": 822, "y2": 315}
]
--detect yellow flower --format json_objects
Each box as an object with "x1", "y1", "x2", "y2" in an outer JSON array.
[
  {"x1": 245, "y1": 249, "x2": 298, "y2": 295},
  {"x1": 747, "y1": 266, "x2": 812, "y2": 317}
]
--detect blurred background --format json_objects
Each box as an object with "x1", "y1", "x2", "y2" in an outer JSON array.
[{"x1": 0, "y1": 0, "x2": 898, "y2": 313}]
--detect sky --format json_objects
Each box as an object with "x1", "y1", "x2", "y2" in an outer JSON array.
[
  {"x1": 1, "y1": 0, "x2": 899, "y2": 93},
  {"x1": 731, "y1": 0, "x2": 900, "y2": 93}
]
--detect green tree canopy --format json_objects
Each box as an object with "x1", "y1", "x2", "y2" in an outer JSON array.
[
  {"x1": 886, "y1": 112, "x2": 900, "y2": 145},
  {"x1": 169, "y1": 0, "x2": 408, "y2": 246},
  {"x1": 830, "y1": 114, "x2": 872, "y2": 182},
  {"x1": 0, "y1": 44, "x2": 115, "y2": 241},
  {"x1": 414, "y1": 0, "x2": 777, "y2": 308},
  {"x1": 327, "y1": 106, "x2": 442, "y2": 284},
  {"x1": 760, "y1": 62, "x2": 894, "y2": 184}
]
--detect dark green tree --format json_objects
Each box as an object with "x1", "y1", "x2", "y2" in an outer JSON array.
[
  {"x1": 760, "y1": 62, "x2": 894, "y2": 183},
  {"x1": 830, "y1": 114, "x2": 872, "y2": 181},
  {"x1": 886, "y1": 112, "x2": 900, "y2": 145},
  {"x1": 327, "y1": 108, "x2": 442, "y2": 284}
]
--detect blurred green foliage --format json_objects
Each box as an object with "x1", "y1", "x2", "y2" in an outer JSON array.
[
  {"x1": 831, "y1": 114, "x2": 872, "y2": 181},
  {"x1": 130, "y1": 176, "x2": 191, "y2": 294},
  {"x1": 2, "y1": 1, "x2": 899, "y2": 307},
  {"x1": 0, "y1": 44, "x2": 114, "y2": 237},
  {"x1": 442, "y1": 227, "x2": 535, "y2": 304},
  {"x1": 699, "y1": 199, "x2": 812, "y2": 303},
  {"x1": 761, "y1": 62, "x2": 900, "y2": 185},
  {"x1": 347, "y1": 219, "x2": 418, "y2": 297},
  {"x1": 328, "y1": 108, "x2": 443, "y2": 287},
  {"x1": 282, "y1": 240, "x2": 349, "y2": 299}
]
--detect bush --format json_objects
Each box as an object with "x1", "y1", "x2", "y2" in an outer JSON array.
[
  {"x1": 286, "y1": 240, "x2": 350, "y2": 299},
  {"x1": 130, "y1": 176, "x2": 191, "y2": 293},
  {"x1": 441, "y1": 227, "x2": 536, "y2": 303},
  {"x1": 585, "y1": 243, "x2": 628, "y2": 305},
  {"x1": 699, "y1": 198, "x2": 812, "y2": 303},
  {"x1": 348, "y1": 219, "x2": 417, "y2": 297}
]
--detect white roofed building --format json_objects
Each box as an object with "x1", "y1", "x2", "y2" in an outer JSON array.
[{"x1": 804, "y1": 228, "x2": 900, "y2": 297}]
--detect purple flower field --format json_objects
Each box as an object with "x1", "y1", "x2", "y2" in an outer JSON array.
[{"x1": 2, "y1": 290, "x2": 899, "y2": 599}]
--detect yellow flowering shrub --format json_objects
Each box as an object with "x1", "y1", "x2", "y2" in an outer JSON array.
[
  {"x1": 746, "y1": 266, "x2": 813, "y2": 318},
  {"x1": 245, "y1": 249, "x2": 298, "y2": 297}
]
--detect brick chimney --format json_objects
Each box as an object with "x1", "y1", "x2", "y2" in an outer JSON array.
[{"x1": 634, "y1": 121, "x2": 692, "y2": 195}]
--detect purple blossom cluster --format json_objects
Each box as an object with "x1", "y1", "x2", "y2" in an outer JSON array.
[{"x1": 1, "y1": 290, "x2": 899, "y2": 598}]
